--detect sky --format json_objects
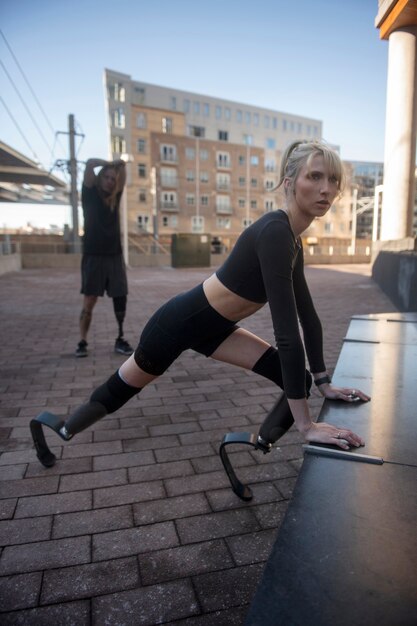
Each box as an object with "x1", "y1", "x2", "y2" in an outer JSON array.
[{"x1": 0, "y1": 0, "x2": 388, "y2": 228}]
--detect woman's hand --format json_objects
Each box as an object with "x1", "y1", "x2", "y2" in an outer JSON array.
[
  {"x1": 304, "y1": 421, "x2": 365, "y2": 450},
  {"x1": 318, "y1": 383, "x2": 370, "y2": 403}
]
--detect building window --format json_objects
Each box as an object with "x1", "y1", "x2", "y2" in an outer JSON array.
[
  {"x1": 112, "y1": 83, "x2": 125, "y2": 102},
  {"x1": 215, "y1": 105, "x2": 222, "y2": 119},
  {"x1": 324, "y1": 222, "x2": 333, "y2": 233},
  {"x1": 238, "y1": 155, "x2": 245, "y2": 166},
  {"x1": 194, "y1": 101, "x2": 200, "y2": 114},
  {"x1": 283, "y1": 119, "x2": 288, "y2": 131},
  {"x1": 200, "y1": 149, "x2": 208, "y2": 160},
  {"x1": 111, "y1": 136, "x2": 126, "y2": 153},
  {"x1": 236, "y1": 110, "x2": 243, "y2": 123},
  {"x1": 266, "y1": 138, "x2": 276, "y2": 150},
  {"x1": 265, "y1": 159, "x2": 276, "y2": 172},
  {"x1": 217, "y1": 217, "x2": 231, "y2": 229},
  {"x1": 201, "y1": 195, "x2": 209, "y2": 206},
  {"x1": 272, "y1": 117, "x2": 278, "y2": 129},
  {"x1": 162, "y1": 117, "x2": 173, "y2": 134},
  {"x1": 186, "y1": 169, "x2": 195, "y2": 182},
  {"x1": 192, "y1": 215, "x2": 204, "y2": 233},
  {"x1": 186, "y1": 193, "x2": 195, "y2": 205},
  {"x1": 200, "y1": 171, "x2": 209, "y2": 183},
  {"x1": 253, "y1": 113, "x2": 259, "y2": 127},
  {"x1": 162, "y1": 215, "x2": 178, "y2": 228},
  {"x1": 137, "y1": 215, "x2": 150, "y2": 231},
  {"x1": 218, "y1": 130, "x2": 228, "y2": 141},
  {"x1": 250, "y1": 155, "x2": 259, "y2": 166},
  {"x1": 297, "y1": 122, "x2": 302, "y2": 133},
  {"x1": 216, "y1": 195, "x2": 231, "y2": 213},
  {"x1": 264, "y1": 115, "x2": 270, "y2": 129},
  {"x1": 203, "y1": 103, "x2": 210, "y2": 116},
  {"x1": 138, "y1": 163, "x2": 146, "y2": 178},
  {"x1": 243, "y1": 217, "x2": 253, "y2": 228},
  {"x1": 243, "y1": 134, "x2": 253, "y2": 146},
  {"x1": 216, "y1": 173, "x2": 230, "y2": 190},
  {"x1": 217, "y1": 152, "x2": 231, "y2": 168},
  {"x1": 113, "y1": 108, "x2": 125, "y2": 129},
  {"x1": 245, "y1": 112, "x2": 251, "y2": 125},
  {"x1": 138, "y1": 189, "x2": 146, "y2": 203},
  {"x1": 160, "y1": 167, "x2": 178, "y2": 187},
  {"x1": 265, "y1": 200, "x2": 274, "y2": 211},
  {"x1": 225, "y1": 107, "x2": 231, "y2": 120},
  {"x1": 251, "y1": 200, "x2": 257, "y2": 209},
  {"x1": 238, "y1": 198, "x2": 245, "y2": 208},
  {"x1": 170, "y1": 96, "x2": 177, "y2": 110},
  {"x1": 136, "y1": 113, "x2": 147, "y2": 129},
  {"x1": 189, "y1": 125, "x2": 205, "y2": 137},
  {"x1": 186, "y1": 147, "x2": 195, "y2": 159},
  {"x1": 137, "y1": 138, "x2": 146, "y2": 154},
  {"x1": 251, "y1": 178, "x2": 258, "y2": 187},
  {"x1": 183, "y1": 99, "x2": 190, "y2": 113},
  {"x1": 238, "y1": 176, "x2": 245, "y2": 186},
  {"x1": 134, "y1": 86, "x2": 145, "y2": 104},
  {"x1": 161, "y1": 191, "x2": 177, "y2": 209},
  {"x1": 265, "y1": 180, "x2": 275, "y2": 190},
  {"x1": 160, "y1": 144, "x2": 177, "y2": 162}
]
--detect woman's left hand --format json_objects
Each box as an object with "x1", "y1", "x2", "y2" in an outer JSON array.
[{"x1": 319, "y1": 384, "x2": 371, "y2": 403}]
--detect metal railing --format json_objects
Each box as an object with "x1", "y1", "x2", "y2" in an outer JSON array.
[
  {"x1": 0, "y1": 240, "x2": 20, "y2": 255},
  {"x1": 128, "y1": 236, "x2": 170, "y2": 255}
]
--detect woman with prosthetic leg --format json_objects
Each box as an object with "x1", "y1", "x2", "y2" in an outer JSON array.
[{"x1": 31, "y1": 141, "x2": 370, "y2": 498}]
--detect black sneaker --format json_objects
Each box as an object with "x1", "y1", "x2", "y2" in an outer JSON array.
[
  {"x1": 114, "y1": 337, "x2": 134, "y2": 355},
  {"x1": 75, "y1": 340, "x2": 88, "y2": 357}
]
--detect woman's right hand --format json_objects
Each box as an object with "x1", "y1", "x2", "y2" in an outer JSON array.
[{"x1": 304, "y1": 421, "x2": 365, "y2": 450}]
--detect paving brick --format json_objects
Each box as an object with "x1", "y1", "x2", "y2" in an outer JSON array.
[
  {"x1": 165, "y1": 470, "x2": 230, "y2": 497},
  {"x1": 0, "y1": 536, "x2": 90, "y2": 575},
  {"x1": 0, "y1": 499, "x2": 16, "y2": 520},
  {"x1": 179, "y1": 428, "x2": 231, "y2": 446},
  {"x1": 0, "y1": 516, "x2": 51, "y2": 546},
  {"x1": 140, "y1": 539, "x2": 233, "y2": 584},
  {"x1": 93, "y1": 449, "x2": 155, "y2": 470},
  {"x1": 59, "y1": 468, "x2": 127, "y2": 492},
  {"x1": 0, "y1": 599, "x2": 90, "y2": 625},
  {"x1": 193, "y1": 563, "x2": 264, "y2": 612},
  {"x1": 273, "y1": 475, "x2": 299, "y2": 499},
  {"x1": 226, "y1": 528, "x2": 278, "y2": 565},
  {"x1": 0, "y1": 464, "x2": 26, "y2": 481},
  {"x1": 92, "y1": 579, "x2": 199, "y2": 625},
  {"x1": 53, "y1": 505, "x2": 133, "y2": 539},
  {"x1": 93, "y1": 521, "x2": 178, "y2": 561},
  {"x1": 176, "y1": 509, "x2": 260, "y2": 544},
  {"x1": 173, "y1": 606, "x2": 249, "y2": 626},
  {"x1": 92, "y1": 425, "x2": 148, "y2": 442},
  {"x1": 252, "y1": 500, "x2": 290, "y2": 529},
  {"x1": 25, "y1": 456, "x2": 92, "y2": 478},
  {"x1": 93, "y1": 481, "x2": 165, "y2": 508},
  {"x1": 0, "y1": 572, "x2": 42, "y2": 611},
  {"x1": 128, "y1": 459, "x2": 194, "y2": 484},
  {"x1": 191, "y1": 450, "x2": 255, "y2": 474},
  {"x1": 0, "y1": 475, "x2": 59, "y2": 499},
  {"x1": 62, "y1": 440, "x2": 123, "y2": 459},
  {"x1": 133, "y1": 492, "x2": 210, "y2": 526},
  {"x1": 123, "y1": 434, "x2": 179, "y2": 452},
  {"x1": 15, "y1": 490, "x2": 92, "y2": 519},
  {"x1": 148, "y1": 421, "x2": 202, "y2": 437},
  {"x1": 40, "y1": 556, "x2": 139, "y2": 603},
  {"x1": 155, "y1": 442, "x2": 213, "y2": 462},
  {"x1": 207, "y1": 482, "x2": 282, "y2": 512}
]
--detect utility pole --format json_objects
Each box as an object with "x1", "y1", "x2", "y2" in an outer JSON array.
[{"x1": 68, "y1": 114, "x2": 80, "y2": 251}]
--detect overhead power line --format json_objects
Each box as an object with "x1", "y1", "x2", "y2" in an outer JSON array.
[{"x1": 0, "y1": 95, "x2": 42, "y2": 163}]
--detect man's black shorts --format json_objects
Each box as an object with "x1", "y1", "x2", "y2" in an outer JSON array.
[{"x1": 81, "y1": 254, "x2": 128, "y2": 297}]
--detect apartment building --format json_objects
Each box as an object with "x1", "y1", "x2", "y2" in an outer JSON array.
[{"x1": 104, "y1": 69, "x2": 352, "y2": 242}]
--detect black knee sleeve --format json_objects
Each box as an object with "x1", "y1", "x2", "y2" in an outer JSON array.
[
  {"x1": 254, "y1": 347, "x2": 312, "y2": 445},
  {"x1": 64, "y1": 370, "x2": 141, "y2": 436}
]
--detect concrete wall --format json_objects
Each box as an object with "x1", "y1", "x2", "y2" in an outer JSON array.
[
  {"x1": 0, "y1": 253, "x2": 21, "y2": 276},
  {"x1": 372, "y1": 251, "x2": 417, "y2": 311}
]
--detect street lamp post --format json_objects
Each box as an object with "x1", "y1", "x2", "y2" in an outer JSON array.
[{"x1": 120, "y1": 153, "x2": 134, "y2": 266}]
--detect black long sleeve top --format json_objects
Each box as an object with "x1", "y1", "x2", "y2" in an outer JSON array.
[{"x1": 216, "y1": 210, "x2": 326, "y2": 398}]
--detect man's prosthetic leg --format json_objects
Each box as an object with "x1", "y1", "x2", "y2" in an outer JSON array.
[
  {"x1": 219, "y1": 347, "x2": 312, "y2": 501},
  {"x1": 30, "y1": 370, "x2": 141, "y2": 467}
]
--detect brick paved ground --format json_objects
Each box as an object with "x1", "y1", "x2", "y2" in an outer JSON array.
[{"x1": 0, "y1": 264, "x2": 396, "y2": 625}]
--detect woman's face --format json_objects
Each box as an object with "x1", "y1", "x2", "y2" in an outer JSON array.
[
  {"x1": 290, "y1": 154, "x2": 339, "y2": 218},
  {"x1": 99, "y1": 168, "x2": 117, "y2": 195}
]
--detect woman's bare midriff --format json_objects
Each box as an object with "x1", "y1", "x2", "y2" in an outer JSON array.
[{"x1": 203, "y1": 274, "x2": 264, "y2": 321}]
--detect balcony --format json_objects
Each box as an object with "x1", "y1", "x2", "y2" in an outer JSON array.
[
  {"x1": 160, "y1": 202, "x2": 179, "y2": 212},
  {"x1": 160, "y1": 178, "x2": 178, "y2": 188},
  {"x1": 216, "y1": 205, "x2": 233, "y2": 215},
  {"x1": 160, "y1": 154, "x2": 178, "y2": 163},
  {"x1": 217, "y1": 183, "x2": 230, "y2": 191}
]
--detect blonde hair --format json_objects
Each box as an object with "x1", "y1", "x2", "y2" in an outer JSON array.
[
  {"x1": 96, "y1": 165, "x2": 122, "y2": 211},
  {"x1": 276, "y1": 140, "x2": 345, "y2": 194}
]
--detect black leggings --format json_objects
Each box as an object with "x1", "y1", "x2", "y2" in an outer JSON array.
[{"x1": 134, "y1": 284, "x2": 239, "y2": 375}]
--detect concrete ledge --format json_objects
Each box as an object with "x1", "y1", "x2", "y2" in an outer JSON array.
[
  {"x1": 0, "y1": 253, "x2": 22, "y2": 275},
  {"x1": 372, "y1": 250, "x2": 417, "y2": 311}
]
